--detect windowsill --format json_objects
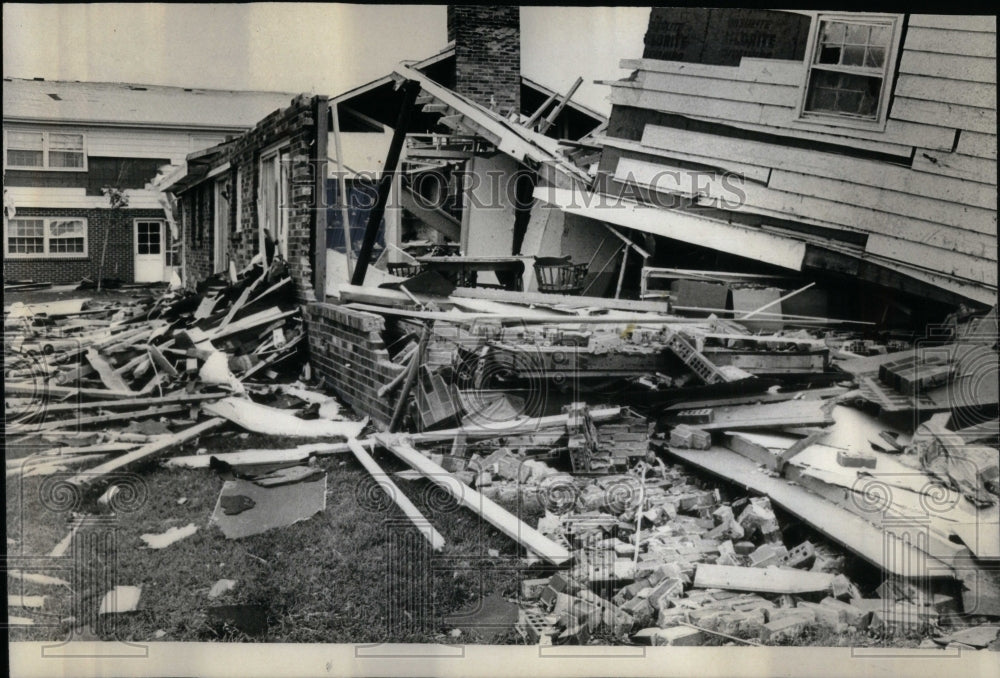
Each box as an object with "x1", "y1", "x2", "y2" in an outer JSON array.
[
  {"x1": 3, "y1": 165, "x2": 88, "y2": 173},
  {"x1": 792, "y1": 113, "x2": 889, "y2": 134},
  {"x1": 4, "y1": 254, "x2": 90, "y2": 260}
]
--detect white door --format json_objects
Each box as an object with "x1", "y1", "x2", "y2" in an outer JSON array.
[
  {"x1": 134, "y1": 220, "x2": 166, "y2": 282},
  {"x1": 213, "y1": 178, "x2": 230, "y2": 272}
]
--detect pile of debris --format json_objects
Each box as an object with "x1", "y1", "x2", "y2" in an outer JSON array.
[{"x1": 5, "y1": 259, "x2": 307, "y2": 482}]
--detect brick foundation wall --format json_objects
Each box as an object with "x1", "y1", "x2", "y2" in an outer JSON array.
[
  {"x1": 449, "y1": 5, "x2": 521, "y2": 116},
  {"x1": 305, "y1": 301, "x2": 407, "y2": 428},
  {"x1": 180, "y1": 94, "x2": 326, "y2": 301},
  {"x1": 3, "y1": 207, "x2": 165, "y2": 284}
]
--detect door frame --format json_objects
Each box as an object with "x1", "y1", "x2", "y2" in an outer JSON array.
[
  {"x1": 133, "y1": 218, "x2": 167, "y2": 282},
  {"x1": 213, "y1": 176, "x2": 230, "y2": 273}
]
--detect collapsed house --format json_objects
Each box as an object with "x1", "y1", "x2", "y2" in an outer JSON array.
[{"x1": 6, "y1": 7, "x2": 998, "y2": 649}]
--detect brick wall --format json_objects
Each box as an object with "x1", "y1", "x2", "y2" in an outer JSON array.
[
  {"x1": 305, "y1": 301, "x2": 407, "y2": 428},
  {"x1": 3, "y1": 207, "x2": 164, "y2": 284},
  {"x1": 448, "y1": 5, "x2": 521, "y2": 116},
  {"x1": 180, "y1": 94, "x2": 326, "y2": 301}
]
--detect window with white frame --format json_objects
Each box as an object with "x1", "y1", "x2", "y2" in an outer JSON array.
[
  {"x1": 801, "y1": 14, "x2": 901, "y2": 125},
  {"x1": 5, "y1": 130, "x2": 86, "y2": 170},
  {"x1": 259, "y1": 146, "x2": 291, "y2": 259},
  {"x1": 5, "y1": 217, "x2": 88, "y2": 258}
]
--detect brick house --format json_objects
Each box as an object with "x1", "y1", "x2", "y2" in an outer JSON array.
[{"x1": 2, "y1": 78, "x2": 294, "y2": 284}]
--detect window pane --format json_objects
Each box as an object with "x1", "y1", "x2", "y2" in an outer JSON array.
[
  {"x1": 842, "y1": 45, "x2": 866, "y2": 67},
  {"x1": 49, "y1": 133, "x2": 84, "y2": 150},
  {"x1": 11, "y1": 219, "x2": 45, "y2": 237},
  {"x1": 821, "y1": 21, "x2": 846, "y2": 44},
  {"x1": 818, "y1": 46, "x2": 841, "y2": 65},
  {"x1": 9, "y1": 237, "x2": 44, "y2": 253},
  {"x1": 7, "y1": 131, "x2": 43, "y2": 149},
  {"x1": 49, "y1": 220, "x2": 84, "y2": 237},
  {"x1": 870, "y1": 25, "x2": 890, "y2": 46},
  {"x1": 49, "y1": 238, "x2": 85, "y2": 253},
  {"x1": 49, "y1": 151, "x2": 85, "y2": 168},
  {"x1": 806, "y1": 70, "x2": 882, "y2": 118},
  {"x1": 865, "y1": 47, "x2": 885, "y2": 68},
  {"x1": 845, "y1": 24, "x2": 869, "y2": 44},
  {"x1": 7, "y1": 149, "x2": 43, "y2": 167}
]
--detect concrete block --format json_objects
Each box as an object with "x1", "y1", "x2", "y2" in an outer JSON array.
[
  {"x1": 521, "y1": 578, "x2": 549, "y2": 601},
  {"x1": 781, "y1": 541, "x2": 816, "y2": 569},
  {"x1": 749, "y1": 543, "x2": 789, "y2": 568},
  {"x1": 836, "y1": 448, "x2": 877, "y2": 469}
]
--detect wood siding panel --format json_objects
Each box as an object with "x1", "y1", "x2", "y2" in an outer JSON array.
[
  {"x1": 956, "y1": 131, "x2": 997, "y2": 159},
  {"x1": 905, "y1": 27, "x2": 997, "y2": 57},
  {"x1": 767, "y1": 170, "x2": 996, "y2": 238},
  {"x1": 891, "y1": 96, "x2": 997, "y2": 135},
  {"x1": 610, "y1": 81, "x2": 957, "y2": 152},
  {"x1": 911, "y1": 149, "x2": 997, "y2": 185},
  {"x1": 895, "y1": 75, "x2": 996, "y2": 109},
  {"x1": 642, "y1": 125, "x2": 997, "y2": 206},
  {"x1": 899, "y1": 51, "x2": 995, "y2": 84},
  {"x1": 909, "y1": 15, "x2": 996, "y2": 33},
  {"x1": 634, "y1": 70, "x2": 800, "y2": 107},
  {"x1": 865, "y1": 235, "x2": 998, "y2": 286},
  {"x1": 601, "y1": 135, "x2": 773, "y2": 184},
  {"x1": 620, "y1": 57, "x2": 805, "y2": 86}
]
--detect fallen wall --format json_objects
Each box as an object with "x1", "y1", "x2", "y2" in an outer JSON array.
[{"x1": 305, "y1": 301, "x2": 406, "y2": 428}]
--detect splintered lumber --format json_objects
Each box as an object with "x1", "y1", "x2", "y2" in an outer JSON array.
[
  {"x1": 389, "y1": 324, "x2": 429, "y2": 432},
  {"x1": 6, "y1": 382, "x2": 138, "y2": 400},
  {"x1": 34, "y1": 404, "x2": 187, "y2": 431},
  {"x1": 694, "y1": 564, "x2": 835, "y2": 594},
  {"x1": 85, "y1": 349, "x2": 133, "y2": 392},
  {"x1": 346, "y1": 439, "x2": 445, "y2": 551},
  {"x1": 67, "y1": 417, "x2": 225, "y2": 486},
  {"x1": 376, "y1": 434, "x2": 571, "y2": 565},
  {"x1": 203, "y1": 397, "x2": 367, "y2": 438},
  {"x1": 39, "y1": 391, "x2": 226, "y2": 414},
  {"x1": 693, "y1": 399, "x2": 833, "y2": 431},
  {"x1": 165, "y1": 442, "x2": 352, "y2": 468}
]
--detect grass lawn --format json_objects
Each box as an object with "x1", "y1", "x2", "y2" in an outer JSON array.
[{"x1": 6, "y1": 429, "x2": 540, "y2": 644}]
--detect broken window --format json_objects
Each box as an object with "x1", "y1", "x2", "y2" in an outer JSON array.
[
  {"x1": 4, "y1": 130, "x2": 86, "y2": 170},
  {"x1": 802, "y1": 15, "x2": 900, "y2": 124},
  {"x1": 5, "y1": 217, "x2": 87, "y2": 257}
]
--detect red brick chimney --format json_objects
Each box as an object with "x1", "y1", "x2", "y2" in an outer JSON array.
[{"x1": 447, "y1": 6, "x2": 521, "y2": 117}]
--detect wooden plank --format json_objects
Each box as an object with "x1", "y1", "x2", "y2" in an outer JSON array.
[
  {"x1": 892, "y1": 96, "x2": 997, "y2": 135},
  {"x1": 705, "y1": 175, "x2": 998, "y2": 256},
  {"x1": 911, "y1": 149, "x2": 997, "y2": 185},
  {"x1": 865, "y1": 235, "x2": 998, "y2": 286},
  {"x1": 642, "y1": 124, "x2": 998, "y2": 208},
  {"x1": 38, "y1": 391, "x2": 226, "y2": 414},
  {"x1": 662, "y1": 445, "x2": 957, "y2": 579},
  {"x1": 693, "y1": 563, "x2": 835, "y2": 594},
  {"x1": 85, "y1": 349, "x2": 133, "y2": 393},
  {"x1": 33, "y1": 405, "x2": 186, "y2": 431},
  {"x1": 346, "y1": 439, "x2": 445, "y2": 551},
  {"x1": 909, "y1": 14, "x2": 996, "y2": 32},
  {"x1": 165, "y1": 442, "x2": 352, "y2": 468},
  {"x1": 536, "y1": 186, "x2": 807, "y2": 272},
  {"x1": 899, "y1": 51, "x2": 996, "y2": 84},
  {"x1": 606, "y1": 138, "x2": 771, "y2": 184},
  {"x1": 67, "y1": 418, "x2": 226, "y2": 486},
  {"x1": 375, "y1": 434, "x2": 571, "y2": 565},
  {"x1": 610, "y1": 81, "x2": 957, "y2": 153},
  {"x1": 956, "y1": 130, "x2": 998, "y2": 160},
  {"x1": 694, "y1": 399, "x2": 833, "y2": 431},
  {"x1": 905, "y1": 26, "x2": 997, "y2": 57},
  {"x1": 634, "y1": 69, "x2": 799, "y2": 108},
  {"x1": 620, "y1": 57, "x2": 804, "y2": 86},
  {"x1": 146, "y1": 345, "x2": 179, "y2": 377},
  {"x1": 449, "y1": 286, "x2": 672, "y2": 313},
  {"x1": 766, "y1": 169, "x2": 997, "y2": 237}
]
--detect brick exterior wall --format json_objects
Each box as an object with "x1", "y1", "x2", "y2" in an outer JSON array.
[
  {"x1": 179, "y1": 94, "x2": 326, "y2": 302},
  {"x1": 3, "y1": 207, "x2": 165, "y2": 283},
  {"x1": 448, "y1": 5, "x2": 521, "y2": 116},
  {"x1": 305, "y1": 302, "x2": 407, "y2": 427}
]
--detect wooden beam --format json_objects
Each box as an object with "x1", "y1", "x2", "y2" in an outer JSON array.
[
  {"x1": 38, "y1": 391, "x2": 226, "y2": 414},
  {"x1": 693, "y1": 563, "x2": 835, "y2": 594},
  {"x1": 313, "y1": 96, "x2": 329, "y2": 301},
  {"x1": 352, "y1": 79, "x2": 422, "y2": 286},
  {"x1": 346, "y1": 438, "x2": 445, "y2": 551},
  {"x1": 331, "y1": 101, "x2": 355, "y2": 280},
  {"x1": 375, "y1": 433, "x2": 571, "y2": 565},
  {"x1": 67, "y1": 417, "x2": 226, "y2": 486},
  {"x1": 537, "y1": 77, "x2": 584, "y2": 134},
  {"x1": 85, "y1": 349, "x2": 133, "y2": 393},
  {"x1": 389, "y1": 324, "x2": 429, "y2": 432},
  {"x1": 32, "y1": 405, "x2": 187, "y2": 432}
]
